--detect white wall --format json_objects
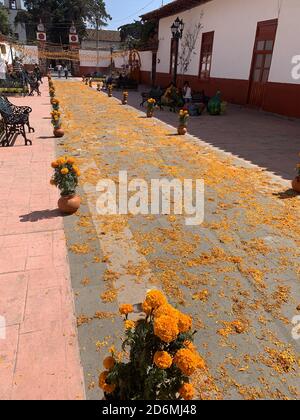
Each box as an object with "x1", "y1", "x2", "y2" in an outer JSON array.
[
  {"x1": 269, "y1": 0, "x2": 300, "y2": 84},
  {"x1": 79, "y1": 49, "x2": 111, "y2": 68},
  {"x1": 140, "y1": 51, "x2": 152, "y2": 72},
  {"x1": 155, "y1": 0, "x2": 299, "y2": 84}
]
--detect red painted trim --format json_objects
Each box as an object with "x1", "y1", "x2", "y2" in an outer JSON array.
[{"x1": 154, "y1": 72, "x2": 300, "y2": 119}]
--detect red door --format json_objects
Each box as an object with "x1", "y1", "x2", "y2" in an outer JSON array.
[{"x1": 248, "y1": 19, "x2": 278, "y2": 107}]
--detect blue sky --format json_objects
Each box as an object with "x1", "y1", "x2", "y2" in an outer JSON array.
[{"x1": 105, "y1": 0, "x2": 174, "y2": 30}]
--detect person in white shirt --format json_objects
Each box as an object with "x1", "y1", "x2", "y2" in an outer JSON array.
[
  {"x1": 57, "y1": 64, "x2": 62, "y2": 78},
  {"x1": 183, "y1": 81, "x2": 192, "y2": 103}
]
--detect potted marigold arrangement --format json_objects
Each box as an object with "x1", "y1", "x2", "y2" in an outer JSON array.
[
  {"x1": 49, "y1": 87, "x2": 56, "y2": 98},
  {"x1": 178, "y1": 109, "x2": 189, "y2": 135},
  {"x1": 122, "y1": 91, "x2": 128, "y2": 105},
  {"x1": 51, "y1": 110, "x2": 64, "y2": 138},
  {"x1": 51, "y1": 156, "x2": 81, "y2": 214},
  {"x1": 51, "y1": 98, "x2": 60, "y2": 111},
  {"x1": 146, "y1": 98, "x2": 156, "y2": 118},
  {"x1": 292, "y1": 157, "x2": 300, "y2": 193},
  {"x1": 108, "y1": 84, "x2": 113, "y2": 97},
  {"x1": 99, "y1": 290, "x2": 205, "y2": 400},
  {"x1": 89, "y1": 78, "x2": 93, "y2": 88}
]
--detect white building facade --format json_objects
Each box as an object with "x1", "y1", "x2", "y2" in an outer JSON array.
[{"x1": 141, "y1": 0, "x2": 300, "y2": 118}]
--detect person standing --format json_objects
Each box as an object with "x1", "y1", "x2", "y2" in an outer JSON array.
[
  {"x1": 34, "y1": 64, "x2": 43, "y2": 84},
  {"x1": 183, "y1": 81, "x2": 192, "y2": 104},
  {"x1": 57, "y1": 64, "x2": 62, "y2": 78},
  {"x1": 64, "y1": 65, "x2": 69, "y2": 79}
]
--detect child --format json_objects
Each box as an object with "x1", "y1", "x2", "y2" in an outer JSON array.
[
  {"x1": 28, "y1": 73, "x2": 41, "y2": 96},
  {"x1": 183, "y1": 81, "x2": 192, "y2": 103}
]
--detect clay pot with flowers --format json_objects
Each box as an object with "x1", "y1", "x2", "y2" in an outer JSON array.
[
  {"x1": 51, "y1": 98, "x2": 60, "y2": 111},
  {"x1": 51, "y1": 110, "x2": 64, "y2": 138},
  {"x1": 292, "y1": 161, "x2": 300, "y2": 193},
  {"x1": 122, "y1": 91, "x2": 128, "y2": 105},
  {"x1": 178, "y1": 109, "x2": 189, "y2": 135},
  {"x1": 107, "y1": 84, "x2": 113, "y2": 97},
  {"x1": 51, "y1": 156, "x2": 81, "y2": 214},
  {"x1": 49, "y1": 87, "x2": 56, "y2": 98},
  {"x1": 146, "y1": 98, "x2": 156, "y2": 118}
]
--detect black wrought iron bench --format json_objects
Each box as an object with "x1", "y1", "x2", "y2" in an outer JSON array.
[{"x1": 0, "y1": 96, "x2": 34, "y2": 146}]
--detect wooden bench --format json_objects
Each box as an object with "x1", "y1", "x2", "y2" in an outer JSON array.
[{"x1": 0, "y1": 96, "x2": 34, "y2": 146}]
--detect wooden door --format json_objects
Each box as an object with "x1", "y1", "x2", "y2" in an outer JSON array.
[{"x1": 248, "y1": 19, "x2": 278, "y2": 107}]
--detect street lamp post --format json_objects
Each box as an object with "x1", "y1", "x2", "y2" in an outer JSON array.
[{"x1": 171, "y1": 17, "x2": 184, "y2": 85}]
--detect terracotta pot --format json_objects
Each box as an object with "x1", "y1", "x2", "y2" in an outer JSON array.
[
  {"x1": 292, "y1": 177, "x2": 300, "y2": 193},
  {"x1": 147, "y1": 110, "x2": 153, "y2": 118},
  {"x1": 58, "y1": 194, "x2": 81, "y2": 214},
  {"x1": 178, "y1": 125, "x2": 187, "y2": 135},
  {"x1": 53, "y1": 128, "x2": 64, "y2": 138}
]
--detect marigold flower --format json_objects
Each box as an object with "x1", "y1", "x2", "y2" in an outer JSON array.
[
  {"x1": 184, "y1": 340, "x2": 197, "y2": 352},
  {"x1": 154, "y1": 304, "x2": 179, "y2": 320},
  {"x1": 142, "y1": 300, "x2": 152, "y2": 315},
  {"x1": 103, "y1": 356, "x2": 116, "y2": 370},
  {"x1": 119, "y1": 304, "x2": 134, "y2": 316},
  {"x1": 98, "y1": 371, "x2": 116, "y2": 394},
  {"x1": 178, "y1": 313, "x2": 193, "y2": 333},
  {"x1": 67, "y1": 157, "x2": 76, "y2": 164},
  {"x1": 174, "y1": 348, "x2": 199, "y2": 376},
  {"x1": 153, "y1": 351, "x2": 173, "y2": 370},
  {"x1": 154, "y1": 315, "x2": 179, "y2": 343},
  {"x1": 179, "y1": 383, "x2": 194, "y2": 400},
  {"x1": 56, "y1": 157, "x2": 66, "y2": 166},
  {"x1": 145, "y1": 290, "x2": 167, "y2": 309},
  {"x1": 124, "y1": 320, "x2": 135, "y2": 330},
  {"x1": 61, "y1": 168, "x2": 69, "y2": 175},
  {"x1": 51, "y1": 161, "x2": 58, "y2": 168}
]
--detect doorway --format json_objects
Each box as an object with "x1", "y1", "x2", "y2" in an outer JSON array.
[{"x1": 248, "y1": 19, "x2": 278, "y2": 108}]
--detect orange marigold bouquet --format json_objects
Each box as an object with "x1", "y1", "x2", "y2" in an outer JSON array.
[
  {"x1": 99, "y1": 290, "x2": 205, "y2": 400},
  {"x1": 50, "y1": 156, "x2": 80, "y2": 196}
]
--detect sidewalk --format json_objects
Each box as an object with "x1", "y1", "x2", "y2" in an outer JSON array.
[{"x1": 0, "y1": 81, "x2": 84, "y2": 400}]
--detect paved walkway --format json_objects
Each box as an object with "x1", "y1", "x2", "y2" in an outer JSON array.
[
  {"x1": 0, "y1": 82, "x2": 84, "y2": 400},
  {"x1": 57, "y1": 81, "x2": 299, "y2": 400},
  {"x1": 113, "y1": 88, "x2": 300, "y2": 181}
]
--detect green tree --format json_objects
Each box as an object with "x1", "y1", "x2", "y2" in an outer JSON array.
[
  {"x1": 119, "y1": 20, "x2": 157, "y2": 49},
  {"x1": 15, "y1": 0, "x2": 111, "y2": 43},
  {"x1": 0, "y1": 5, "x2": 10, "y2": 35}
]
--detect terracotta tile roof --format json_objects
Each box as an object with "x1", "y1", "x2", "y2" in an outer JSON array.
[
  {"x1": 141, "y1": 0, "x2": 211, "y2": 21},
  {"x1": 83, "y1": 29, "x2": 121, "y2": 43}
]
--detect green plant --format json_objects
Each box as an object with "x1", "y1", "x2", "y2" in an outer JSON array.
[
  {"x1": 179, "y1": 109, "x2": 189, "y2": 126},
  {"x1": 147, "y1": 98, "x2": 156, "y2": 112},
  {"x1": 51, "y1": 156, "x2": 80, "y2": 196},
  {"x1": 99, "y1": 290, "x2": 205, "y2": 400},
  {"x1": 51, "y1": 110, "x2": 62, "y2": 129}
]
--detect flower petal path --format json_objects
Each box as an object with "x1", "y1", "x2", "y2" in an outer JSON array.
[{"x1": 57, "y1": 81, "x2": 300, "y2": 400}]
